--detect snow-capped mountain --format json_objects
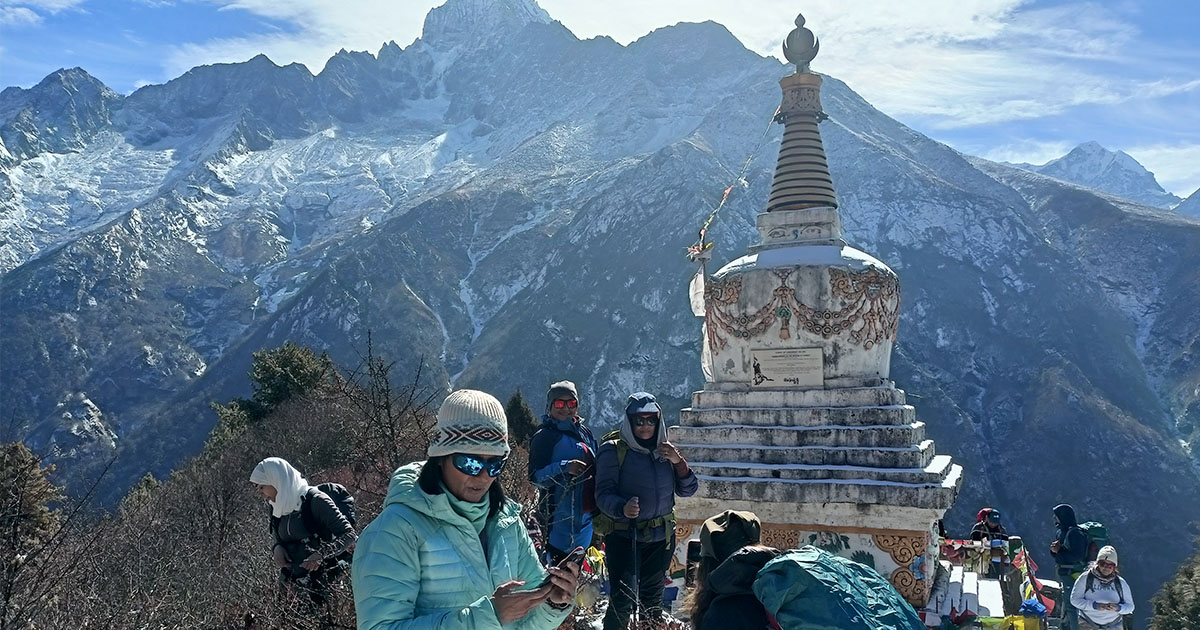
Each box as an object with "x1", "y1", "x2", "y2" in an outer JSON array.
[
  {"x1": 1013, "y1": 141, "x2": 1182, "y2": 209},
  {"x1": 1175, "y1": 188, "x2": 1200, "y2": 217},
  {"x1": 3, "y1": 0, "x2": 1199, "y2": 611}
]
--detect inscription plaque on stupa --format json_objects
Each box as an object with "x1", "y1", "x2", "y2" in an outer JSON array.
[{"x1": 751, "y1": 347, "x2": 823, "y2": 387}]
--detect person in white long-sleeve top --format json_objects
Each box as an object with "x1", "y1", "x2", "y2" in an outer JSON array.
[{"x1": 1070, "y1": 545, "x2": 1134, "y2": 630}]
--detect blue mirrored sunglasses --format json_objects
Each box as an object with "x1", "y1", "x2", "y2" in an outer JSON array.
[{"x1": 451, "y1": 453, "x2": 508, "y2": 477}]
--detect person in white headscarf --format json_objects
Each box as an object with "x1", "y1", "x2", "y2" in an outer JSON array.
[{"x1": 249, "y1": 457, "x2": 355, "y2": 598}]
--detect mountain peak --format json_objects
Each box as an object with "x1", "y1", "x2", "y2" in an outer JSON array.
[
  {"x1": 1029, "y1": 141, "x2": 1180, "y2": 209},
  {"x1": 1175, "y1": 188, "x2": 1200, "y2": 217},
  {"x1": 421, "y1": 0, "x2": 551, "y2": 50}
]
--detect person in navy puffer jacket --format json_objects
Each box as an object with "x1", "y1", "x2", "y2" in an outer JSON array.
[
  {"x1": 595, "y1": 392, "x2": 698, "y2": 630},
  {"x1": 528, "y1": 380, "x2": 598, "y2": 564}
]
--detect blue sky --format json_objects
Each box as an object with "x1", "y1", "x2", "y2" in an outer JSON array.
[{"x1": 2, "y1": 0, "x2": 1197, "y2": 197}]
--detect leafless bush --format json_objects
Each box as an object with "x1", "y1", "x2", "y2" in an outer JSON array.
[{"x1": 11, "y1": 343, "x2": 548, "y2": 629}]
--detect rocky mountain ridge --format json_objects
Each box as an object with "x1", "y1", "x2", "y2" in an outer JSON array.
[
  {"x1": 1175, "y1": 188, "x2": 1200, "y2": 216},
  {"x1": 1012, "y1": 140, "x2": 1182, "y2": 209},
  {"x1": 2, "y1": 0, "x2": 1198, "y2": 618}
]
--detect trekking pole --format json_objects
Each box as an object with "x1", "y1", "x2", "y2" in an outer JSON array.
[{"x1": 630, "y1": 514, "x2": 641, "y2": 630}]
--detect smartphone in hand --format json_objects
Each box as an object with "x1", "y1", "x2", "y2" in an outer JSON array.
[{"x1": 539, "y1": 547, "x2": 586, "y2": 588}]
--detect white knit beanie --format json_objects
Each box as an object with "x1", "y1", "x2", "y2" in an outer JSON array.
[
  {"x1": 1096, "y1": 545, "x2": 1118, "y2": 566},
  {"x1": 428, "y1": 389, "x2": 510, "y2": 458}
]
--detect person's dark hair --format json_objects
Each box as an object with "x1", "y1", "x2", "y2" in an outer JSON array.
[
  {"x1": 686, "y1": 544, "x2": 780, "y2": 630},
  {"x1": 685, "y1": 555, "x2": 720, "y2": 629},
  {"x1": 419, "y1": 456, "x2": 506, "y2": 518}
]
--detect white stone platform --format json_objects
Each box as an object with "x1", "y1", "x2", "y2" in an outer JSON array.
[
  {"x1": 672, "y1": 385, "x2": 961, "y2": 512},
  {"x1": 671, "y1": 383, "x2": 964, "y2": 606}
]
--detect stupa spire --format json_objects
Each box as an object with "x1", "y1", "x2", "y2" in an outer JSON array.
[{"x1": 767, "y1": 13, "x2": 837, "y2": 212}]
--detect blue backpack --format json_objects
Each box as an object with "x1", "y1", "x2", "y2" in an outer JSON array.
[{"x1": 753, "y1": 546, "x2": 925, "y2": 630}]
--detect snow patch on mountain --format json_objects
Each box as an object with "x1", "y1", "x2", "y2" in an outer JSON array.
[
  {"x1": 0, "y1": 131, "x2": 176, "y2": 273},
  {"x1": 1014, "y1": 141, "x2": 1181, "y2": 209},
  {"x1": 1175, "y1": 188, "x2": 1200, "y2": 217}
]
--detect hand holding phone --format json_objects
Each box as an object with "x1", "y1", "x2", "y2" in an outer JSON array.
[
  {"x1": 540, "y1": 547, "x2": 586, "y2": 588},
  {"x1": 540, "y1": 544, "x2": 585, "y2": 590}
]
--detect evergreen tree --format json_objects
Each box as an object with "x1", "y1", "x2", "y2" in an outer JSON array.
[
  {"x1": 210, "y1": 341, "x2": 341, "y2": 446},
  {"x1": 505, "y1": 389, "x2": 539, "y2": 449},
  {"x1": 1152, "y1": 542, "x2": 1200, "y2": 630},
  {"x1": 1, "y1": 442, "x2": 63, "y2": 629},
  {"x1": 249, "y1": 341, "x2": 340, "y2": 412}
]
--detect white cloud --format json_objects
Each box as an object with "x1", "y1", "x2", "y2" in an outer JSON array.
[
  {"x1": 976, "y1": 140, "x2": 1077, "y2": 167},
  {"x1": 0, "y1": 6, "x2": 40, "y2": 25},
  {"x1": 544, "y1": 1, "x2": 1194, "y2": 129},
  {"x1": 1126, "y1": 143, "x2": 1200, "y2": 198},
  {"x1": 0, "y1": 0, "x2": 85, "y2": 25}
]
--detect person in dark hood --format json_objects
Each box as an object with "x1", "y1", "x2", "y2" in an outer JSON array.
[
  {"x1": 1050, "y1": 503, "x2": 1089, "y2": 630},
  {"x1": 970, "y1": 508, "x2": 1009, "y2": 542},
  {"x1": 594, "y1": 392, "x2": 698, "y2": 630},
  {"x1": 528, "y1": 380, "x2": 597, "y2": 564},
  {"x1": 686, "y1": 510, "x2": 781, "y2": 630}
]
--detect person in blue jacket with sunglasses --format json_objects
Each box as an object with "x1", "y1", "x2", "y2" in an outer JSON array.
[
  {"x1": 352, "y1": 389, "x2": 579, "y2": 630},
  {"x1": 528, "y1": 380, "x2": 598, "y2": 564}
]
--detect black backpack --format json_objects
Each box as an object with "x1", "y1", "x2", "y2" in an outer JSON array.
[
  {"x1": 1084, "y1": 571, "x2": 1133, "y2": 629},
  {"x1": 300, "y1": 482, "x2": 357, "y2": 539},
  {"x1": 1084, "y1": 572, "x2": 1125, "y2": 604}
]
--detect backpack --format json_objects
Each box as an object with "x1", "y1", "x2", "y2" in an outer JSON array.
[
  {"x1": 753, "y1": 546, "x2": 926, "y2": 630},
  {"x1": 300, "y1": 482, "x2": 357, "y2": 540},
  {"x1": 591, "y1": 430, "x2": 628, "y2": 538},
  {"x1": 1076, "y1": 521, "x2": 1109, "y2": 564},
  {"x1": 1084, "y1": 572, "x2": 1125, "y2": 605},
  {"x1": 1084, "y1": 571, "x2": 1133, "y2": 628}
]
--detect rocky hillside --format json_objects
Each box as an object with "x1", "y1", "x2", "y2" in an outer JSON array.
[{"x1": 3, "y1": 0, "x2": 1199, "y2": 615}]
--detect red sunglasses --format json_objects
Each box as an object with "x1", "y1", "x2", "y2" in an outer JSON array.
[{"x1": 552, "y1": 399, "x2": 579, "y2": 409}]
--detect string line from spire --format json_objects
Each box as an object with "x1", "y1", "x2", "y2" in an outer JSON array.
[{"x1": 686, "y1": 105, "x2": 781, "y2": 264}]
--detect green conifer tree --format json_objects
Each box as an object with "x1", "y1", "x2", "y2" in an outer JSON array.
[
  {"x1": 1, "y1": 442, "x2": 64, "y2": 629},
  {"x1": 1152, "y1": 543, "x2": 1200, "y2": 630},
  {"x1": 505, "y1": 389, "x2": 538, "y2": 449}
]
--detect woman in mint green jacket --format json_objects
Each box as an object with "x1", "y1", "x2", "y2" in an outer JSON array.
[{"x1": 352, "y1": 389, "x2": 578, "y2": 630}]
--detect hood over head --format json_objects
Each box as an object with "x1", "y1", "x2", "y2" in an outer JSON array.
[
  {"x1": 701, "y1": 510, "x2": 762, "y2": 564},
  {"x1": 708, "y1": 546, "x2": 781, "y2": 596},
  {"x1": 1053, "y1": 503, "x2": 1078, "y2": 529},
  {"x1": 250, "y1": 457, "x2": 310, "y2": 518},
  {"x1": 620, "y1": 391, "x2": 666, "y2": 456}
]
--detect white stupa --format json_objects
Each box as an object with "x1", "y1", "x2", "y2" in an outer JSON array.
[{"x1": 671, "y1": 14, "x2": 963, "y2": 607}]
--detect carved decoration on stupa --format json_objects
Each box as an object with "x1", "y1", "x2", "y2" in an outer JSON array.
[{"x1": 704, "y1": 267, "x2": 900, "y2": 352}]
